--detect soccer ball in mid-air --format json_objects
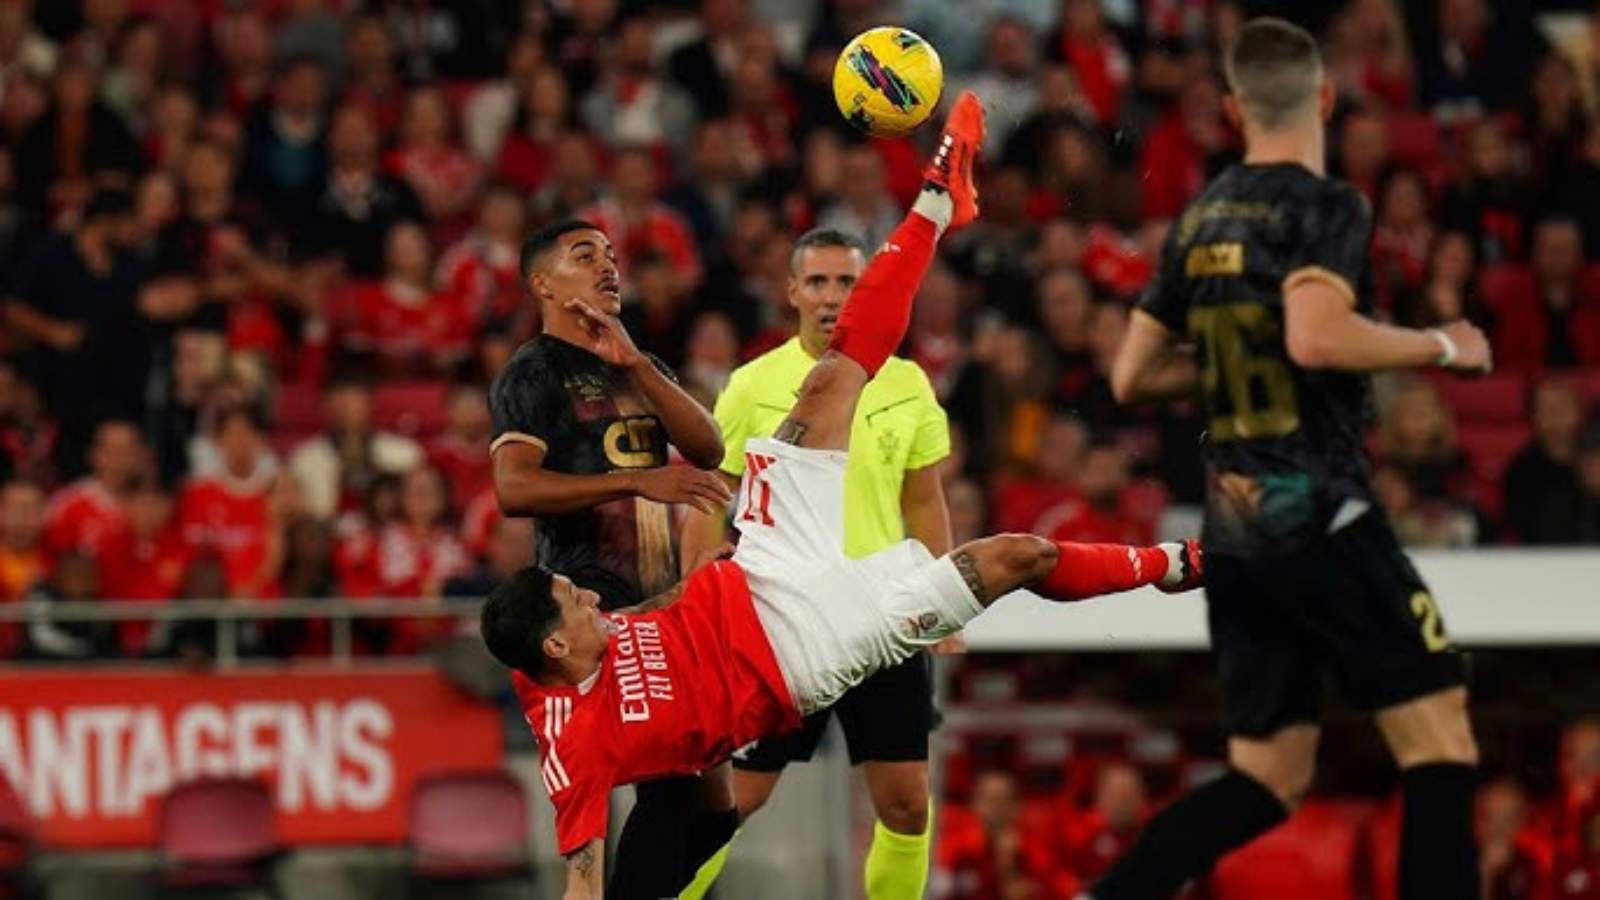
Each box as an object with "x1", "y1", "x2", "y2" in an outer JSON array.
[{"x1": 833, "y1": 27, "x2": 944, "y2": 138}]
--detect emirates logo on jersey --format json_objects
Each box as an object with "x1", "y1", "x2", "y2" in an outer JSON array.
[{"x1": 611, "y1": 616, "x2": 674, "y2": 723}]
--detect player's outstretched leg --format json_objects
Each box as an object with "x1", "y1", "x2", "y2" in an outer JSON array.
[
  {"x1": 773, "y1": 91, "x2": 985, "y2": 452},
  {"x1": 947, "y1": 534, "x2": 1202, "y2": 609}
]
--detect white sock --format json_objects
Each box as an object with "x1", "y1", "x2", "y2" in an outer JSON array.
[
  {"x1": 1157, "y1": 542, "x2": 1185, "y2": 588},
  {"x1": 911, "y1": 187, "x2": 953, "y2": 236}
]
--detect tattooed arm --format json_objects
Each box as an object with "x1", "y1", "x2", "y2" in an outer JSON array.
[{"x1": 562, "y1": 839, "x2": 603, "y2": 899}]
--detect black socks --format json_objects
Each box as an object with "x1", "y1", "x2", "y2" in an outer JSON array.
[
  {"x1": 1399, "y1": 762, "x2": 1479, "y2": 900},
  {"x1": 608, "y1": 775, "x2": 698, "y2": 900},
  {"x1": 1090, "y1": 770, "x2": 1288, "y2": 900}
]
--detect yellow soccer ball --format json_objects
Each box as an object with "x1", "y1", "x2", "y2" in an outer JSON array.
[{"x1": 833, "y1": 27, "x2": 944, "y2": 138}]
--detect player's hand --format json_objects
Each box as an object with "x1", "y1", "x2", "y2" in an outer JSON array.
[
  {"x1": 1435, "y1": 320, "x2": 1492, "y2": 374},
  {"x1": 628, "y1": 466, "x2": 734, "y2": 515},
  {"x1": 684, "y1": 541, "x2": 735, "y2": 574},
  {"x1": 565, "y1": 298, "x2": 643, "y2": 368}
]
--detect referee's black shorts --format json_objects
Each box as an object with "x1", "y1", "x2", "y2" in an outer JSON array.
[
  {"x1": 1206, "y1": 510, "x2": 1468, "y2": 738},
  {"x1": 733, "y1": 653, "x2": 934, "y2": 771}
]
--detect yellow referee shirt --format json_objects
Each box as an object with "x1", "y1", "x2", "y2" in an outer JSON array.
[{"x1": 714, "y1": 337, "x2": 951, "y2": 559}]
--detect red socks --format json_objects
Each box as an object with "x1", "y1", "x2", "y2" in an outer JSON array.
[
  {"x1": 1039, "y1": 542, "x2": 1172, "y2": 602},
  {"x1": 826, "y1": 212, "x2": 938, "y2": 376}
]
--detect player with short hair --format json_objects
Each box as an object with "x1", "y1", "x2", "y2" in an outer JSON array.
[
  {"x1": 480, "y1": 92, "x2": 1204, "y2": 899},
  {"x1": 1098, "y1": 18, "x2": 1491, "y2": 900},
  {"x1": 678, "y1": 225, "x2": 953, "y2": 900},
  {"x1": 488, "y1": 213, "x2": 735, "y2": 898}
]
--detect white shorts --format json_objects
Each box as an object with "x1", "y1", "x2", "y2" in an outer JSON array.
[{"x1": 731, "y1": 438, "x2": 983, "y2": 715}]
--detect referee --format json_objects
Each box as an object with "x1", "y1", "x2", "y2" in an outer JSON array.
[
  {"x1": 679, "y1": 228, "x2": 954, "y2": 900},
  {"x1": 1100, "y1": 19, "x2": 1491, "y2": 900}
]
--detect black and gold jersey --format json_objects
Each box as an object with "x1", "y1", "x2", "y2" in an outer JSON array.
[
  {"x1": 1139, "y1": 162, "x2": 1376, "y2": 557},
  {"x1": 489, "y1": 334, "x2": 677, "y2": 609}
]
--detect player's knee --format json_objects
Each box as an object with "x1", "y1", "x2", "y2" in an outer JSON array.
[
  {"x1": 875, "y1": 788, "x2": 930, "y2": 835},
  {"x1": 1229, "y1": 729, "x2": 1319, "y2": 811},
  {"x1": 1379, "y1": 687, "x2": 1480, "y2": 768}
]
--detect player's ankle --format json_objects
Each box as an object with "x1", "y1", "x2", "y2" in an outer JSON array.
[{"x1": 912, "y1": 187, "x2": 953, "y2": 236}]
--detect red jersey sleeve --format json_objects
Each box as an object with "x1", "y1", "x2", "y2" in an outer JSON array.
[{"x1": 517, "y1": 678, "x2": 616, "y2": 857}]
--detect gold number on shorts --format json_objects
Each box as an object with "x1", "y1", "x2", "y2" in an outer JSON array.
[
  {"x1": 1409, "y1": 591, "x2": 1449, "y2": 652},
  {"x1": 1189, "y1": 303, "x2": 1299, "y2": 441}
]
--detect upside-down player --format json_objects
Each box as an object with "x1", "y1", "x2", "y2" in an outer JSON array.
[
  {"x1": 1095, "y1": 19, "x2": 1490, "y2": 900},
  {"x1": 479, "y1": 92, "x2": 1204, "y2": 898}
]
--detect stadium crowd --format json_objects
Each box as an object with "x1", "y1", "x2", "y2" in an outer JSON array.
[{"x1": 0, "y1": 0, "x2": 1597, "y2": 653}]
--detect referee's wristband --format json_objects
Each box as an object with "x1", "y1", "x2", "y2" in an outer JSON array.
[{"x1": 1427, "y1": 328, "x2": 1458, "y2": 368}]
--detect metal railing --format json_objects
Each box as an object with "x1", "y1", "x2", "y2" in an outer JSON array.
[{"x1": 0, "y1": 597, "x2": 486, "y2": 668}]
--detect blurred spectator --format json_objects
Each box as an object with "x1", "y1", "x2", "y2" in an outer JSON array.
[
  {"x1": 1336, "y1": 106, "x2": 1390, "y2": 202},
  {"x1": 668, "y1": 0, "x2": 752, "y2": 118},
  {"x1": 1139, "y1": 78, "x2": 1229, "y2": 221},
  {"x1": 620, "y1": 252, "x2": 696, "y2": 368},
  {"x1": 328, "y1": 220, "x2": 472, "y2": 375},
  {"x1": 42, "y1": 419, "x2": 142, "y2": 562},
  {"x1": 101, "y1": 482, "x2": 189, "y2": 655},
  {"x1": 333, "y1": 471, "x2": 402, "y2": 598},
  {"x1": 680, "y1": 310, "x2": 740, "y2": 403},
  {"x1": 0, "y1": 0, "x2": 57, "y2": 99},
  {"x1": 949, "y1": 17, "x2": 1040, "y2": 156},
  {"x1": 1037, "y1": 267, "x2": 1095, "y2": 394},
  {"x1": 935, "y1": 768, "x2": 1064, "y2": 900},
  {"x1": 1505, "y1": 380, "x2": 1586, "y2": 544},
  {"x1": 1416, "y1": 0, "x2": 1542, "y2": 118},
  {"x1": 945, "y1": 477, "x2": 988, "y2": 546},
  {"x1": 1037, "y1": 442, "x2": 1154, "y2": 546},
  {"x1": 994, "y1": 414, "x2": 1089, "y2": 534},
  {"x1": 209, "y1": 9, "x2": 273, "y2": 118},
  {"x1": 1496, "y1": 217, "x2": 1600, "y2": 368},
  {"x1": 1557, "y1": 807, "x2": 1600, "y2": 900},
  {"x1": 428, "y1": 384, "x2": 492, "y2": 513},
  {"x1": 177, "y1": 408, "x2": 283, "y2": 599},
  {"x1": 340, "y1": 14, "x2": 404, "y2": 135},
  {"x1": 1556, "y1": 121, "x2": 1600, "y2": 259},
  {"x1": 1440, "y1": 120, "x2": 1529, "y2": 264},
  {"x1": 581, "y1": 16, "x2": 694, "y2": 155},
  {"x1": 368, "y1": 465, "x2": 468, "y2": 653},
  {"x1": 0, "y1": 480, "x2": 44, "y2": 604},
  {"x1": 22, "y1": 549, "x2": 113, "y2": 660},
  {"x1": 1047, "y1": 0, "x2": 1130, "y2": 126},
  {"x1": 1372, "y1": 169, "x2": 1435, "y2": 313},
  {"x1": 14, "y1": 56, "x2": 139, "y2": 217},
  {"x1": 1476, "y1": 777, "x2": 1551, "y2": 900},
  {"x1": 274, "y1": 0, "x2": 345, "y2": 81},
  {"x1": 946, "y1": 167, "x2": 1036, "y2": 321},
  {"x1": 281, "y1": 514, "x2": 336, "y2": 600},
  {"x1": 379, "y1": 0, "x2": 514, "y2": 82},
  {"x1": 664, "y1": 119, "x2": 757, "y2": 263},
  {"x1": 1374, "y1": 377, "x2": 1475, "y2": 517},
  {"x1": 1519, "y1": 52, "x2": 1589, "y2": 182},
  {"x1": 1525, "y1": 420, "x2": 1600, "y2": 544},
  {"x1": 579, "y1": 145, "x2": 701, "y2": 290},
  {"x1": 312, "y1": 101, "x2": 420, "y2": 276},
  {"x1": 907, "y1": 260, "x2": 966, "y2": 399},
  {"x1": 1375, "y1": 461, "x2": 1476, "y2": 547},
  {"x1": 1399, "y1": 230, "x2": 1486, "y2": 329},
  {"x1": 436, "y1": 182, "x2": 528, "y2": 340},
  {"x1": 5, "y1": 189, "x2": 161, "y2": 473},
  {"x1": 443, "y1": 516, "x2": 534, "y2": 597},
  {"x1": 816, "y1": 144, "x2": 901, "y2": 260},
  {"x1": 948, "y1": 323, "x2": 1054, "y2": 477},
  {"x1": 492, "y1": 65, "x2": 575, "y2": 194},
  {"x1": 101, "y1": 16, "x2": 164, "y2": 137},
  {"x1": 240, "y1": 56, "x2": 328, "y2": 226},
  {"x1": 1324, "y1": 0, "x2": 1413, "y2": 109},
  {"x1": 1559, "y1": 719, "x2": 1600, "y2": 859},
  {"x1": 1064, "y1": 761, "x2": 1149, "y2": 882},
  {"x1": 462, "y1": 31, "x2": 543, "y2": 164},
  {"x1": 0, "y1": 361, "x2": 57, "y2": 487},
  {"x1": 386, "y1": 85, "x2": 481, "y2": 234},
  {"x1": 288, "y1": 375, "x2": 423, "y2": 521}
]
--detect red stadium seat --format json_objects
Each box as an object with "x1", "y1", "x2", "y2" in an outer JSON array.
[
  {"x1": 1426, "y1": 370, "x2": 1526, "y2": 423},
  {"x1": 1209, "y1": 799, "x2": 1373, "y2": 900},
  {"x1": 158, "y1": 777, "x2": 279, "y2": 890},
  {"x1": 374, "y1": 381, "x2": 451, "y2": 437},
  {"x1": 408, "y1": 770, "x2": 531, "y2": 882},
  {"x1": 275, "y1": 381, "x2": 323, "y2": 432}
]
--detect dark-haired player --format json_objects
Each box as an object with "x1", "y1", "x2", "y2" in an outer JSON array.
[
  {"x1": 1098, "y1": 18, "x2": 1491, "y2": 900},
  {"x1": 480, "y1": 92, "x2": 1204, "y2": 899},
  {"x1": 488, "y1": 218, "x2": 733, "y2": 897}
]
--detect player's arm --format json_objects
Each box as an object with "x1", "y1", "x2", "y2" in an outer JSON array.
[
  {"x1": 492, "y1": 442, "x2": 731, "y2": 516},
  {"x1": 561, "y1": 839, "x2": 604, "y2": 900},
  {"x1": 1110, "y1": 310, "x2": 1199, "y2": 405},
  {"x1": 562, "y1": 298, "x2": 724, "y2": 469},
  {"x1": 628, "y1": 355, "x2": 725, "y2": 470},
  {"x1": 678, "y1": 471, "x2": 739, "y2": 576},
  {"x1": 901, "y1": 463, "x2": 952, "y2": 556},
  {"x1": 1284, "y1": 278, "x2": 1491, "y2": 372}
]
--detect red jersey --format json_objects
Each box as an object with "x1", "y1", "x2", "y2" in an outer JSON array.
[
  {"x1": 329, "y1": 280, "x2": 473, "y2": 371},
  {"x1": 177, "y1": 476, "x2": 276, "y2": 598},
  {"x1": 427, "y1": 434, "x2": 493, "y2": 511},
  {"x1": 374, "y1": 523, "x2": 469, "y2": 597},
  {"x1": 513, "y1": 561, "x2": 796, "y2": 854},
  {"x1": 43, "y1": 479, "x2": 129, "y2": 562},
  {"x1": 459, "y1": 487, "x2": 501, "y2": 559},
  {"x1": 333, "y1": 513, "x2": 383, "y2": 598},
  {"x1": 436, "y1": 233, "x2": 521, "y2": 326},
  {"x1": 101, "y1": 528, "x2": 193, "y2": 654}
]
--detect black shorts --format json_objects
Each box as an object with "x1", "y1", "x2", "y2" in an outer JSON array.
[
  {"x1": 733, "y1": 653, "x2": 933, "y2": 771},
  {"x1": 1206, "y1": 510, "x2": 1468, "y2": 738}
]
